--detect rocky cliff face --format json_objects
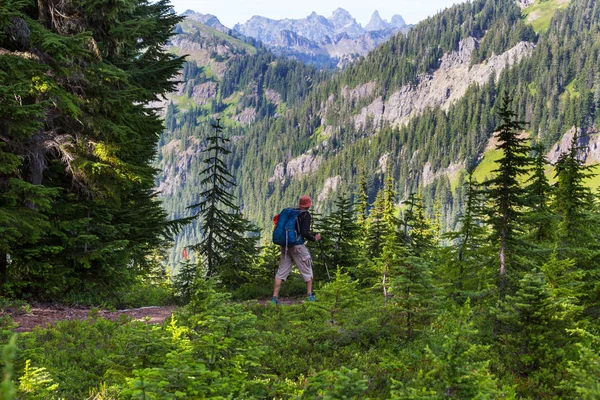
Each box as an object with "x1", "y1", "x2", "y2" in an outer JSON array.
[
  {"x1": 273, "y1": 30, "x2": 328, "y2": 57},
  {"x1": 351, "y1": 38, "x2": 536, "y2": 130},
  {"x1": 268, "y1": 153, "x2": 323, "y2": 185},
  {"x1": 234, "y1": 8, "x2": 410, "y2": 67},
  {"x1": 546, "y1": 127, "x2": 600, "y2": 164}
]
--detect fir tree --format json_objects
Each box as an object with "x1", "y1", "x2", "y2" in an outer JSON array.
[
  {"x1": 484, "y1": 91, "x2": 531, "y2": 297},
  {"x1": 0, "y1": 0, "x2": 184, "y2": 297},
  {"x1": 317, "y1": 194, "x2": 361, "y2": 274},
  {"x1": 552, "y1": 129, "x2": 600, "y2": 312},
  {"x1": 188, "y1": 120, "x2": 259, "y2": 287},
  {"x1": 392, "y1": 250, "x2": 440, "y2": 339},
  {"x1": 366, "y1": 170, "x2": 397, "y2": 259},
  {"x1": 392, "y1": 301, "x2": 512, "y2": 399},
  {"x1": 365, "y1": 189, "x2": 388, "y2": 260},
  {"x1": 563, "y1": 331, "x2": 600, "y2": 399},
  {"x1": 441, "y1": 172, "x2": 490, "y2": 302},
  {"x1": 522, "y1": 144, "x2": 555, "y2": 251},
  {"x1": 552, "y1": 129, "x2": 596, "y2": 258},
  {"x1": 218, "y1": 211, "x2": 261, "y2": 287},
  {"x1": 254, "y1": 239, "x2": 281, "y2": 283},
  {"x1": 355, "y1": 165, "x2": 370, "y2": 251},
  {"x1": 400, "y1": 193, "x2": 436, "y2": 257},
  {"x1": 495, "y1": 270, "x2": 577, "y2": 397}
]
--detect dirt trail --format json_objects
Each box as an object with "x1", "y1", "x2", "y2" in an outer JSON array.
[
  {"x1": 4, "y1": 305, "x2": 178, "y2": 332},
  {"x1": 3, "y1": 298, "x2": 310, "y2": 332}
]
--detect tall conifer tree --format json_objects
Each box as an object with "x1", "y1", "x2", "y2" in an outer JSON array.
[
  {"x1": 317, "y1": 194, "x2": 361, "y2": 273},
  {"x1": 522, "y1": 144, "x2": 555, "y2": 249},
  {"x1": 552, "y1": 130, "x2": 596, "y2": 258},
  {"x1": 188, "y1": 120, "x2": 259, "y2": 286},
  {"x1": 442, "y1": 172, "x2": 489, "y2": 302},
  {"x1": 355, "y1": 165, "x2": 369, "y2": 250},
  {"x1": 484, "y1": 91, "x2": 531, "y2": 297},
  {"x1": 366, "y1": 169, "x2": 397, "y2": 259},
  {"x1": 552, "y1": 130, "x2": 600, "y2": 311}
]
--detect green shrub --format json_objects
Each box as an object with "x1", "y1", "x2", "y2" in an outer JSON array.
[{"x1": 301, "y1": 367, "x2": 368, "y2": 399}]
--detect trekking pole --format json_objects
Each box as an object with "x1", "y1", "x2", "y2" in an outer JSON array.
[{"x1": 318, "y1": 241, "x2": 331, "y2": 281}]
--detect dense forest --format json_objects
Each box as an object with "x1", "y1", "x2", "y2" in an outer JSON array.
[
  {"x1": 2, "y1": 0, "x2": 600, "y2": 398},
  {"x1": 0, "y1": 0, "x2": 186, "y2": 301}
]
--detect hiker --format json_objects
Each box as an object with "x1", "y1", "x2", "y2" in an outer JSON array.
[{"x1": 272, "y1": 195, "x2": 321, "y2": 305}]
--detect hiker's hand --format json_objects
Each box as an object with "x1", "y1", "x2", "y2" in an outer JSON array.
[{"x1": 315, "y1": 233, "x2": 321, "y2": 241}]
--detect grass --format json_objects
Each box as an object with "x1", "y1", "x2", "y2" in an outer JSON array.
[
  {"x1": 584, "y1": 164, "x2": 600, "y2": 190},
  {"x1": 277, "y1": 101, "x2": 287, "y2": 116},
  {"x1": 470, "y1": 144, "x2": 600, "y2": 194},
  {"x1": 311, "y1": 125, "x2": 324, "y2": 139},
  {"x1": 522, "y1": 0, "x2": 570, "y2": 34},
  {"x1": 166, "y1": 93, "x2": 197, "y2": 110},
  {"x1": 472, "y1": 148, "x2": 502, "y2": 183},
  {"x1": 560, "y1": 79, "x2": 581, "y2": 103},
  {"x1": 450, "y1": 176, "x2": 462, "y2": 192},
  {"x1": 528, "y1": 82, "x2": 538, "y2": 96}
]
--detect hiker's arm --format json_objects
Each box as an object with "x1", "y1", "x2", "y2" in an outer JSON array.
[{"x1": 300, "y1": 213, "x2": 318, "y2": 241}]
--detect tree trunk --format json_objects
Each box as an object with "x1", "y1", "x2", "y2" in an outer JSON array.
[
  {"x1": 0, "y1": 252, "x2": 8, "y2": 285},
  {"x1": 38, "y1": 0, "x2": 50, "y2": 29},
  {"x1": 499, "y1": 238, "x2": 506, "y2": 300}
]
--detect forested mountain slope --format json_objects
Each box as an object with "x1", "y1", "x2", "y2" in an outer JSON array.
[{"x1": 157, "y1": 0, "x2": 600, "y2": 268}]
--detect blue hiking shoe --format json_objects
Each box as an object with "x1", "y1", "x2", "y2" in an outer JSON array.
[
  {"x1": 271, "y1": 296, "x2": 280, "y2": 305},
  {"x1": 306, "y1": 293, "x2": 316, "y2": 302}
]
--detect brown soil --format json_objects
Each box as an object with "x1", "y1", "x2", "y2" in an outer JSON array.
[
  {"x1": 4, "y1": 297, "x2": 309, "y2": 332},
  {"x1": 4, "y1": 305, "x2": 177, "y2": 332}
]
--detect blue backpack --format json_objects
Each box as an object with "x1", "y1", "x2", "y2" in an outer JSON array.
[{"x1": 272, "y1": 208, "x2": 307, "y2": 247}]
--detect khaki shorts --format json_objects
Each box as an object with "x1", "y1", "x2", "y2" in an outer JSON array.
[{"x1": 276, "y1": 244, "x2": 313, "y2": 282}]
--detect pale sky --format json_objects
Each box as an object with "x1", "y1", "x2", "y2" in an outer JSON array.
[{"x1": 169, "y1": 0, "x2": 467, "y2": 28}]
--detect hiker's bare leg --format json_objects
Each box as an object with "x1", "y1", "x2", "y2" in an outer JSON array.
[
  {"x1": 273, "y1": 278, "x2": 283, "y2": 297},
  {"x1": 306, "y1": 278, "x2": 312, "y2": 294}
]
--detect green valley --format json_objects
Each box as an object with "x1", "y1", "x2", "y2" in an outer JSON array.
[{"x1": 2, "y1": 0, "x2": 600, "y2": 398}]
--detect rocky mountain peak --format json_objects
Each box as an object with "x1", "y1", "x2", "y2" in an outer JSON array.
[
  {"x1": 329, "y1": 8, "x2": 354, "y2": 27},
  {"x1": 365, "y1": 10, "x2": 389, "y2": 31},
  {"x1": 390, "y1": 15, "x2": 406, "y2": 29},
  {"x1": 185, "y1": 12, "x2": 229, "y2": 33},
  {"x1": 234, "y1": 9, "x2": 409, "y2": 66},
  {"x1": 307, "y1": 11, "x2": 328, "y2": 24},
  {"x1": 328, "y1": 7, "x2": 364, "y2": 38}
]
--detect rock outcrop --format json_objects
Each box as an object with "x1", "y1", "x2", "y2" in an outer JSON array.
[
  {"x1": 547, "y1": 127, "x2": 600, "y2": 164},
  {"x1": 318, "y1": 176, "x2": 342, "y2": 202},
  {"x1": 353, "y1": 38, "x2": 535, "y2": 130},
  {"x1": 422, "y1": 161, "x2": 465, "y2": 186},
  {"x1": 184, "y1": 12, "x2": 229, "y2": 33},
  {"x1": 191, "y1": 82, "x2": 217, "y2": 104},
  {"x1": 365, "y1": 11, "x2": 389, "y2": 31},
  {"x1": 157, "y1": 137, "x2": 202, "y2": 196},
  {"x1": 232, "y1": 108, "x2": 257, "y2": 125},
  {"x1": 268, "y1": 153, "x2": 323, "y2": 185},
  {"x1": 516, "y1": 0, "x2": 535, "y2": 9}
]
